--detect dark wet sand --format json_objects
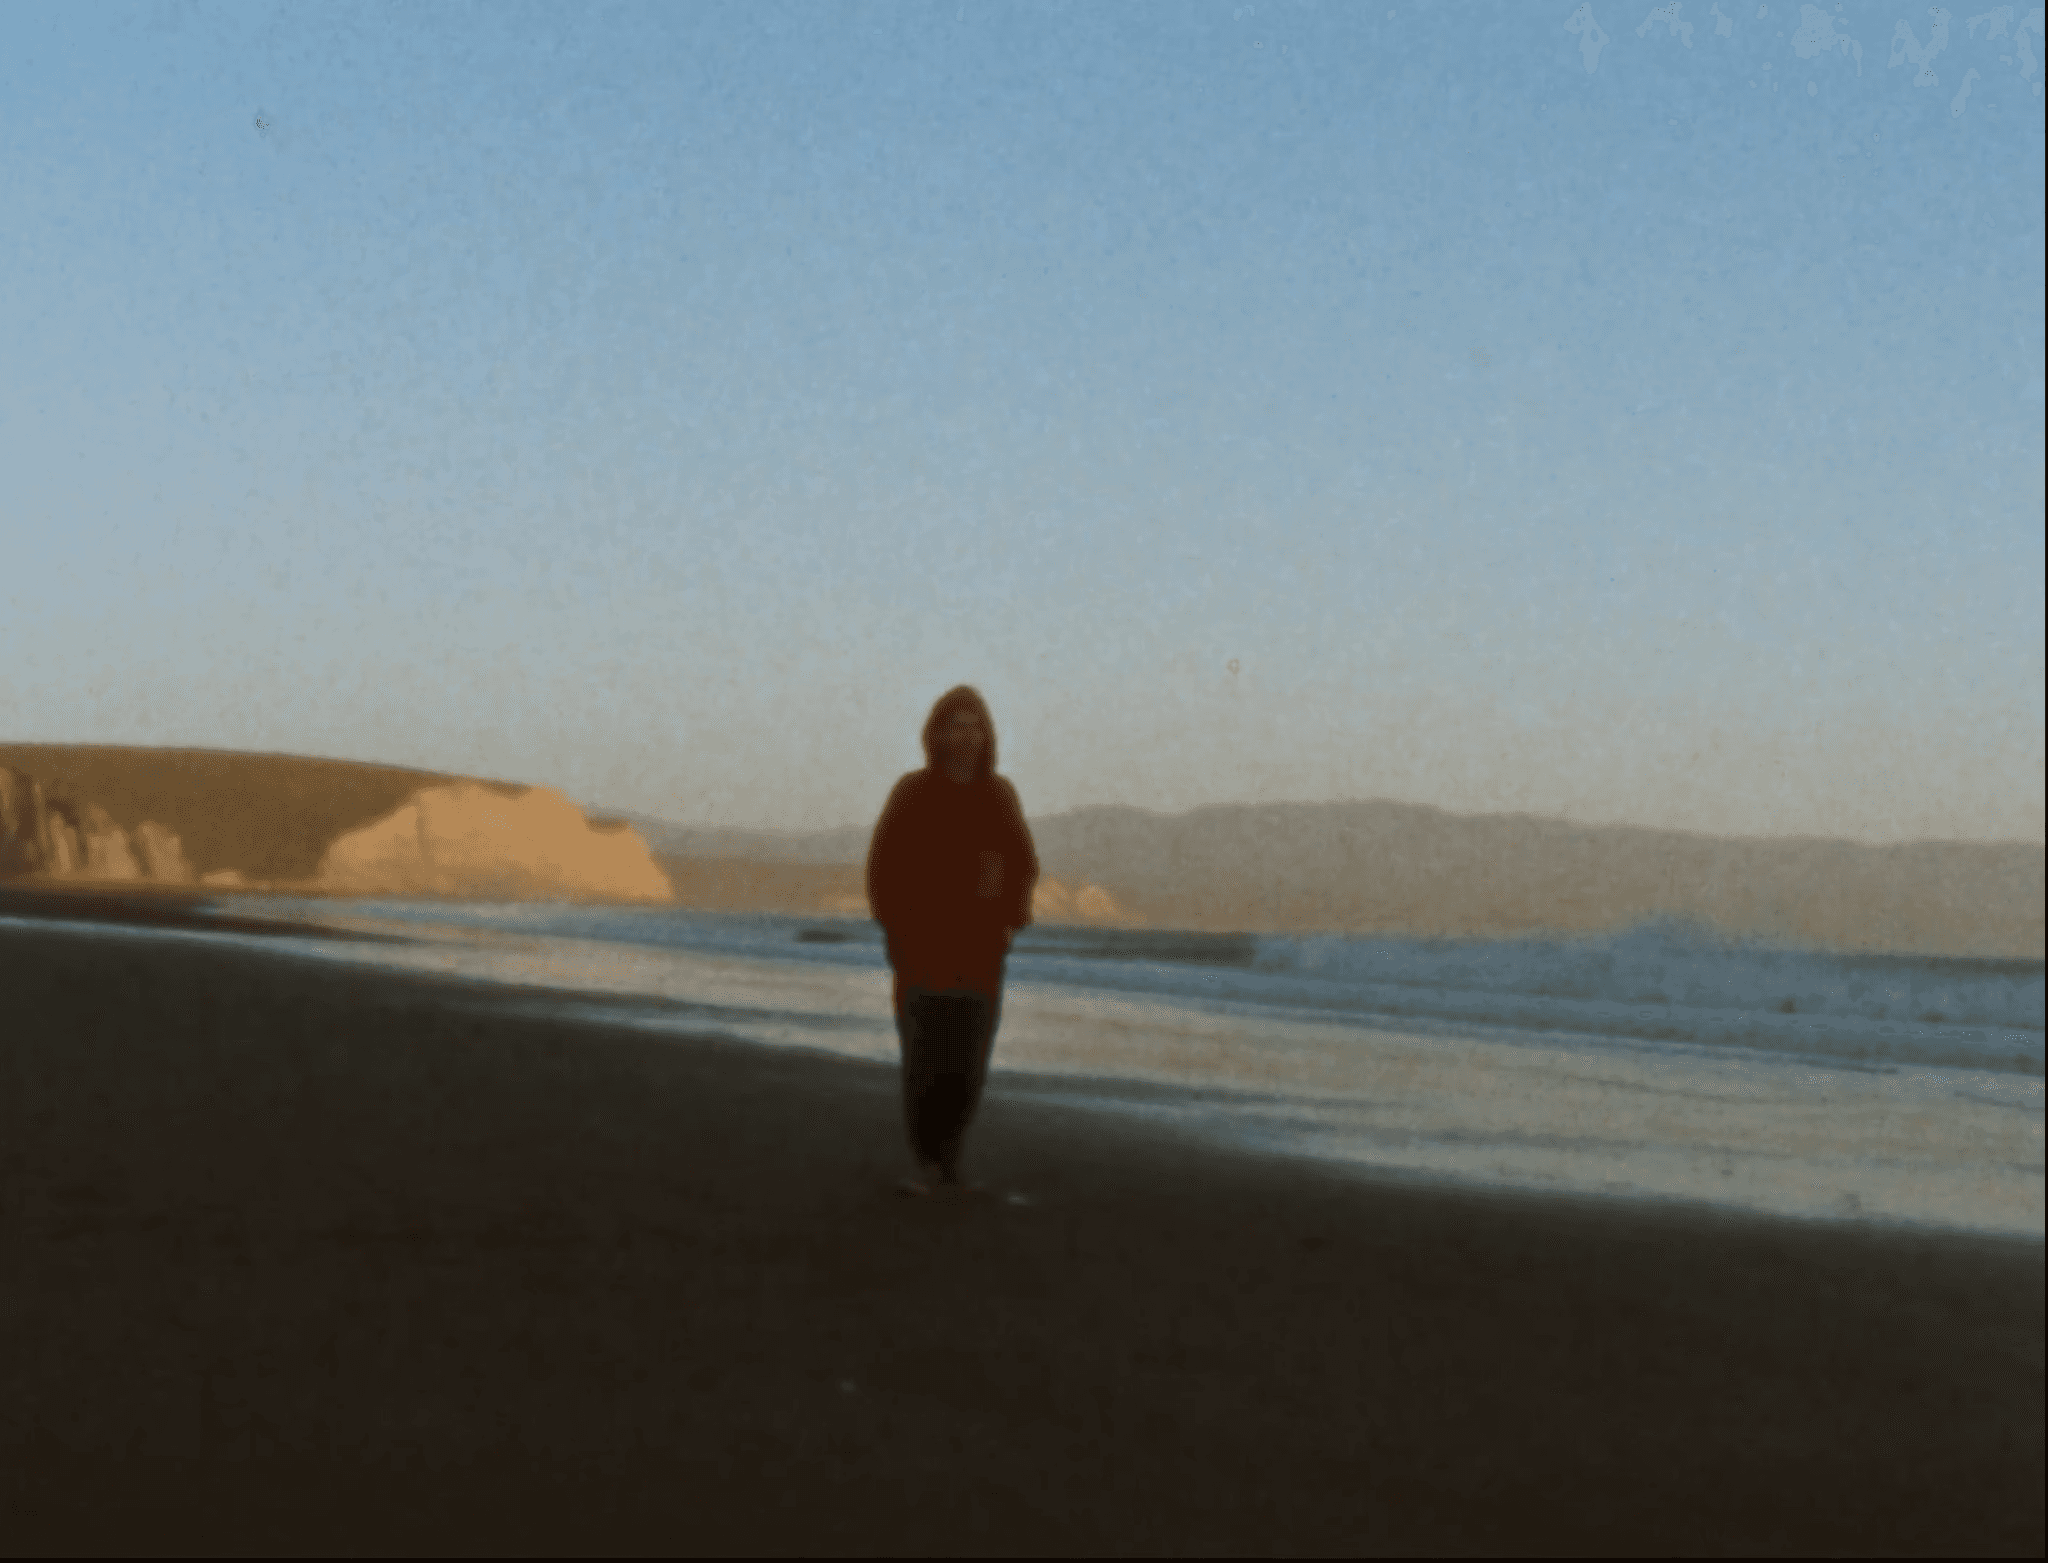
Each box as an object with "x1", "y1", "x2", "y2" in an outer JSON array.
[{"x1": 2, "y1": 912, "x2": 2041, "y2": 1557}]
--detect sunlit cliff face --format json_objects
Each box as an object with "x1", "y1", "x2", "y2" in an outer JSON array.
[{"x1": 316, "y1": 784, "x2": 672, "y2": 902}]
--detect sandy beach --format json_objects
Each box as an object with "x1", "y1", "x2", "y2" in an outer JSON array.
[{"x1": 3, "y1": 901, "x2": 2041, "y2": 1556}]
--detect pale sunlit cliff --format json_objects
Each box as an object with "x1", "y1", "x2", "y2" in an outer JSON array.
[{"x1": 314, "y1": 783, "x2": 672, "y2": 903}]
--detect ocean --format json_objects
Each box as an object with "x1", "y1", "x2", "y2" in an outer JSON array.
[{"x1": 15, "y1": 897, "x2": 2042, "y2": 1237}]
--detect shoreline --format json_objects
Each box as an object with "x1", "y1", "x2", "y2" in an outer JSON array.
[
  {"x1": 3, "y1": 914, "x2": 2042, "y2": 1554},
  {"x1": 5, "y1": 877, "x2": 2044, "y2": 969}
]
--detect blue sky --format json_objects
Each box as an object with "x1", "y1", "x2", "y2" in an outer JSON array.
[{"x1": 3, "y1": 1, "x2": 2042, "y2": 840}]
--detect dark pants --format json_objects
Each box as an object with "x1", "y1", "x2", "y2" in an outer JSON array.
[{"x1": 895, "y1": 985, "x2": 1002, "y2": 1177}]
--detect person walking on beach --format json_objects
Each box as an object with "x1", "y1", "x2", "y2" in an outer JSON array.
[{"x1": 866, "y1": 686, "x2": 1038, "y2": 1197}]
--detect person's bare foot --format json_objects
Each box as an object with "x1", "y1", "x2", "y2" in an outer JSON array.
[{"x1": 896, "y1": 1162, "x2": 942, "y2": 1197}]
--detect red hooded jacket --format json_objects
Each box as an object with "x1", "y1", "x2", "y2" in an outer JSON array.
[{"x1": 866, "y1": 689, "x2": 1039, "y2": 1005}]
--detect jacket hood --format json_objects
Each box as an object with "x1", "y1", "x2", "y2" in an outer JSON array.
[{"x1": 920, "y1": 685, "x2": 997, "y2": 781}]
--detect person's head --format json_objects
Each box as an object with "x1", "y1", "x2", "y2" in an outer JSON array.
[{"x1": 921, "y1": 685, "x2": 997, "y2": 783}]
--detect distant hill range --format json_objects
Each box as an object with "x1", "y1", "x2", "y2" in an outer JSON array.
[
  {"x1": 600, "y1": 799, "x2": 2047, "y2": 960},
  {"x1": 2, "y1": 746, "x2": 2041, "y2": 958}
]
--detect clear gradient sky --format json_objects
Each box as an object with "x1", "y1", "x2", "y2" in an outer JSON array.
[{"x1": 4, "y1": 2, "x2": 2042, "y2": 841}]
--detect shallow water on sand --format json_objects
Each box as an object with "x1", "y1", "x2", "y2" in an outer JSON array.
[{"x1": 12, "y1": 900, "x2": 2041, "y2": 1238}]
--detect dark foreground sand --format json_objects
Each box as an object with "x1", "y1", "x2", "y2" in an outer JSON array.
[{"x1": 2, "y1": 903, "x2": 2041, "y2": 1557}]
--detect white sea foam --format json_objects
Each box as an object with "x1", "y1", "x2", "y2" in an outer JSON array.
[{"x1": 266, "y1": 900, "x2": 2042, "y2": 1075}]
